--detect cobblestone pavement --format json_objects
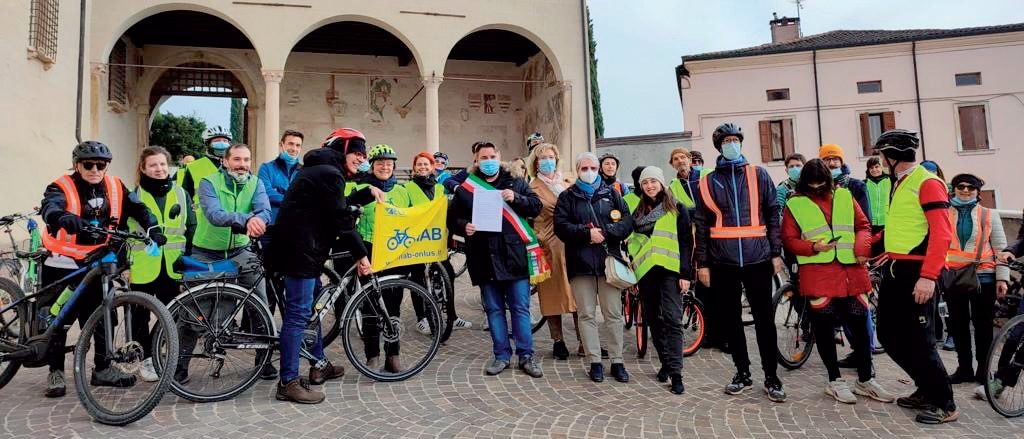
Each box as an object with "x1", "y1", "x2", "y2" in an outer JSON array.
[{"x1": 2, "y1": 275, "x2": 1024, "y2": 438}]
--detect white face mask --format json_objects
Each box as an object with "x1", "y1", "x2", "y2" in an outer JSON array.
[{"x1": 579, "y1": 170, "x2": 599, "y2": 184}]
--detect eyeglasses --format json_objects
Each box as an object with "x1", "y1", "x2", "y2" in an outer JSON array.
[
  {"x1": 80, "y1": 161, "x2": 108, "y2": 171},
  {"x1": 955, "y1": 184, "x2": 977, "y2": 191},
  {"x1": 471, "y1": 141, "x2": 495, "y2": 153}
]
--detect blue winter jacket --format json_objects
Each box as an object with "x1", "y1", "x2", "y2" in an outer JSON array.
[
  {"x1": 834, "y1": 164, "x2": 872, "y2": 224},
  {"x1": 257, "y1": 157, "x2": 301, "y2": 223},
  {"x1": 694, "y1": 155, "x2": 782, "y2": 267}
]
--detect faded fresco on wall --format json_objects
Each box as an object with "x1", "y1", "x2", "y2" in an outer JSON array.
[
  {"x1": 368, "y1": 77, "x2": 394, "y2": 124},
  {"x1": 521, "y1": 54, "x2": 564, "y2": 147}
]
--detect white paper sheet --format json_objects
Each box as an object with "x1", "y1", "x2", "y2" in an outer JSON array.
[{"x1": 472, "y1": 189, "x2": 504, "y2": 232}]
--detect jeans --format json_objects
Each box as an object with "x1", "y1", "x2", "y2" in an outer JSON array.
[
  {"x1": 279, "y1": 277, "x2": 325, "y2": 383},
  {"x1": 480, "y1": 278, "x2": 533, "y2": 361},
  {"x1": 842, "y1": 307, "x2": 876, "y2": 354}
]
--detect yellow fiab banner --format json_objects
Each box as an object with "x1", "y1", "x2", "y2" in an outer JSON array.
[{"x1": 371, "y1": 197, "x2": 448, "y2": 271}]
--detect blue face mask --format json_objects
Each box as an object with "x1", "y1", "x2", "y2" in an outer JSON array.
[
  {"x1": 480, "y1": 159, "x2": 501, "y2": 177},
  {"x1": 211, "y1": 141, "x2": 230, "y2": 157},
  {"x1": 279, "y1": 151, "x2": 299, "y2": 166},
  {"x1": 831, "y1": 168, "x2": 842, "y2": 178},
  {"x1": 788, "y1": 166, "x2": 802, "y2": 181},
  {"x1": 538, "y1": 158, "x2": 557, "y2": 175},
  {"x1": 691, "y1": 165, "x2": 703, "y2": 173},
  {"x1": 721, "y1": 142, "x2": 742, "y2": 161},
  {"x1": 357, "y1": 161, "x2": 371, "y2": 173}
]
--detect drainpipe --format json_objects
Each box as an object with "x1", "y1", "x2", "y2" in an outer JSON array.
[
  {"x1": 579, "y1": 0, "x2": 594, "y2": 153},
  {"x1": 912, "y1": 41, "x2": 926, "y2": 160},
  {"x1": 75, "y1": 0, "x2": 86, "y2": 143},
  {"x1": 812, "y1": 49, "x2": 822, "y2": 146}
]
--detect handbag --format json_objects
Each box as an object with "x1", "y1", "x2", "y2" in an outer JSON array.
[
  {"x1": 940, "y1": 211, "x2": 986, "y2": 294},
  {"x1": 587, "y1": 200, "x2": 637, "y2": 289}
]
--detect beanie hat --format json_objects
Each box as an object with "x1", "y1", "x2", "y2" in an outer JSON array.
[
  {"x1": 951, "y1": 173, "x2": 984, "y2": 189},
  {"x1": 819, "y1": 144, "x2": 845, "y2": 162},
  {"x1": 639, "y1": 166, "x2": 666, "y2": 188},
  {"x1": 689, "y1": 150, "x2": 704, "y2": 162}
]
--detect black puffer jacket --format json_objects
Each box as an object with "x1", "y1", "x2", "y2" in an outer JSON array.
[
  {"x1": 553, "y1": 181, "x2": 634, "y2": 277},
  {"x1": 267, "y1": 148, "x2": 367, "y2": 277},
  {"x1": 448, "y1": 165, "x2": 542, "y2": 285}
]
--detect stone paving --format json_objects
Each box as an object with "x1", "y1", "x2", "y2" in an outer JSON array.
[{"x1": 2, "y1": 274, "x2": 1024, "y2": 438}]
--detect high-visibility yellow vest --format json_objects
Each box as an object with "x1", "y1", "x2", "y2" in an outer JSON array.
[
  {"x1": 623, "y1": 192, "x2": 640, "y2": 214},
  {"x1": 129, "y1": 184, "x2": 188, "y2": 282},
  {"x1": 357, "y1": 184, "x2": 410, "y2": 243},
  {"x1": 884, "y1": 166, "x2": 943, "y2": 254},
  {"x1": 786, "y1": 188, "x2": 856, "y2": 265},
  {"x1": 669, "y1": 178, "x2": 696, "y2": 208},
  {"x1": 866, "y1": 178, "x2": 891, "y2": 227},
  {"x1": 404, "y1": 180, "x2": 444, "y2": 206},
  {"x1": 193, "y1": 172, "x2": 258, "y2": 252},
  {"x1": 630, "y1": 212, "x2": 680, "y2": 279}
]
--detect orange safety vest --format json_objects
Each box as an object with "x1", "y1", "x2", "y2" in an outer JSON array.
[
  {"x1": 41, "y1": 175, "x2": 123, "y2": 260},
  {"x1": 946, "y1": 206, "x2": 995, "y2": 271},
  {"x1": 697, "y1": 165, "x2": 767, "y2": 239}
]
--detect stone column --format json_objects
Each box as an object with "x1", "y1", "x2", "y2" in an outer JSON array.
[
  {"x1": 135, "y1": 104, "x2": 151, "y2": 151},
  {"x1": 422, "y1": 76, "x2": 443, "y2": 153},
  {"x1": 261, "y1": 69, "x2": 284, "y2": 164}
]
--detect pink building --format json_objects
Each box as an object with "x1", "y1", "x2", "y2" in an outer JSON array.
[{"x1": 677, "y1": 18, "x2": 1024, "y2": 209}]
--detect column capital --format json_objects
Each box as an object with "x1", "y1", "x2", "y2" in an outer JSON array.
[
  {"x1": 91, "y1": 63, "x2": 107, "y2": 75},
  {"x1": 559, "y1": 81, "x2": 572, "y2": 92},
  {"x1": 421, "y1": 75, "x2": 444, "y2": 88},
  {"x1": 262, "y1": 69, "x2": 285, "y2": 83}
]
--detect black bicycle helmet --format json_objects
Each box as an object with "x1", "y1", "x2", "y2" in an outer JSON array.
[
  {"x1": 599, "y1": 153, "x2": 620, "y2": 167},
  {"x1": 712, "y1": 123, "x2": 744, "y2": 150},
  {"x1": 72, "y1": 141, "x2": 112, "y2": 163},
  {"x1": 873, "y1": 129, "x2": 919, "y2": 162}
]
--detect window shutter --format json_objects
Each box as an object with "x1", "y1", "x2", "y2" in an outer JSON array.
[
  {"x1": 979, "y1": 190, "x2": 996, "y2": 208},
  {"x1": 759, "y1": 120, "x2": 771, "y2": 162},
  {"x1": 881, "y1": 111, "x2": 896, "y2": 132},
  {"x1": 959, "y1": 106, "x2": 985, "y2": 151},
  {"x1": 781, "y1": 119, "x2": 795, "y2": 159},
  {"x1": 859, "y1": 113, "x2": 872, "y2": 156}
]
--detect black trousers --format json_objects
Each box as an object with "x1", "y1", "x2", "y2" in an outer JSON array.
[
  {"x1": 946, "y1": 280, "x2": 997, "y2": 376},
  {"x1": 876, "y1": 260, "x2": 955, "y2": 411},
  {"x1": 42, "y1": 264, "x2": 109, "y2": 372},
  {"x1": 694, "y1": 281, "x2": 724, "y2": 347},
  {"x1": 638, "y1": 266, "x2": 684, "y2": 375},
  {"x1": 130, "y1": 268, "x2": 180, "y2": 358},
  {"x1": 711, "y1": 260, "x2": 778, "y2": 378},
  {"x1": 811, "y1": 297, "x2": 872, "y2": 382}
]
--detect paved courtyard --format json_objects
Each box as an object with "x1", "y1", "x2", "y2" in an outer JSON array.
[{"x1": 2, "y1": 275, "x2": 1023, "y2": 439}]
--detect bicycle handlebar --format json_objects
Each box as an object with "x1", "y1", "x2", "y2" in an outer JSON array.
[
  {"x1": 81, "y1": 225, "x2": 152, "y2": 245},
  {"x1": 0, "y1": 209, "x2": 38, "y2": 227}
]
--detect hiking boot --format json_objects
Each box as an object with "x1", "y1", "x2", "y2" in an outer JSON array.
[
  {"x1": 896, "y1": 390, "x2": 929, "y2": 409},
  {"x1": 915, "y1": 406, "x2": 959, "y2": 424},
  {"x1": 552, "y1": 340, "x2": 569, "y2": 361},
  {"x1": 276, "y1": 378, "x2": 325, "y2": 404},
  {"x1": 384, "y1": 356, "x2": 401, "y2": 374},
  {"x1": 139, "y1": 358, "x2": 159, "y2": 383},
  {"x1": 452, "y1": 317, "x2": 472, "y2": 330},
  {"x1": 610, "y1": 363, "x2": 630, "y2": 383},
  {"x1": 670, "y1": 374, "x2": 685, "y2": 395},
  {"x1": 948, "y1": 367, "x2": 975, "y2": 385},
  {"x1": 853, "y1": 378, "x2": 896, "y2": 403},
  {"x1": 764, "y1": 376, "x2": 787, "y2": 403},
  {"x1": 259, "y1": 363, "x2": 279, "y2": 380},
  {"x1": 589, "y1": 363, "x2": 604, "y2": 383},
  {"x1": 416, "y1": 318, "x2": 432, "y2": 335},
  {"x1": 724, "y1": 371, "x2": 753, "y2": 395},
  {"x1": 484, "y1": 358, "x2": 510, "y2": 376},
  {"x1": 91, "y1": 367, "x2": 137, "y2": 388},
  {"x1": 44, "y1": 370, "x2": 66, "y2": 398},
  {"x1": 309, "y1": 361, "x2": 345, "y2": 385},
  {"x1": 519, "y1": 356, "x2": 543, "y2": 378},
  {"x1": 656, "y1": 366, "x2": 670, "y2": 383},
  {"x1": 825, "y1": 379, "x2": 857, "y2": 404}
]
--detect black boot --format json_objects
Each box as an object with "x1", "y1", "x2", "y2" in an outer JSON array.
[
  {"x1": 610, "y1": 363, "x2": 630, "y2": 383},
  {"x1": 670, "y1": 374, "x2": 685, "y2": 394},
  {"x1": 552, "y1": 340, "x2": 569, "y2": 361},
  {"x1": 589, "y1": 363, "x2": 604, "y2": 383}
]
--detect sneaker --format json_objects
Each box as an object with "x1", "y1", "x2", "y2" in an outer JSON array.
[
  {"x1": 948, "y1": 367, "x2": 975, "y2": 385},
  {"x1": 610, "y1": 363, "x2": 630, "y2": 383},
  {"x1": 896, "y1": 390, "x2": 929, "y2": 409},
  {"x1": 139, "y1": 358, "x2": 159, "y2": 383},
  {"x1": 825, "y1": 378, "x2": 857, "y2": 404},
  {"x1": 942, "y1": 336, "x2": 956, "y2": 351},
  {"x1": 871, "y1": 346, "x2": 886, "y2": 355},
  {"x1": 915, "y1": 406, "x2": 959, "y2": 424},
  {"x1": 724, "y1": 371, "x2": 753, "y2": 395},
  {"x1": 519, "y1": 356, "x2": 543, "y2": 378},
  {"x1": 44, "y1": 370, "x2": 66, "y2": 398},
  {"x1": 670, "y1": 374, "x2": 685, "y2": 395},
  {"x1": 975, "y1": 379, "x2": 1006, "y2": 400},
  {"x1": 276, "y1": 378, "x2": 325, "y2": 404},
  {"x1": 552, "y1": 340, "x2": 569, "y2": 361},
  {"x1": 452, "y1": 317, "x2": 472, "y2": 330},
  {"x1": 853, "y1": 378, "x2": 896, "y2": 403},
  {"x1": 589, "y1": 363, "x2": 604, "y2": 383},
  {"x1": 484, "y1": 358, "x2": 510, "y2": 376},
  {"x1": 764, "y1": 376, "x2": 787, "y2": 403},
  {"x1": 91, "y1": 367, "x2": 137, "y2": 388},
  {"x1": 259, "y1": 363, "x2": 279, "y2": 380},
  {"x1": 309, "y1": 361, "x2": 345, "y2": 385},
  {"x1": 416, "y1": 318, "x2": 432, "y2": 335},
  {"x1": 656, "y1": 366, "x2": 670, "y2": 383}
]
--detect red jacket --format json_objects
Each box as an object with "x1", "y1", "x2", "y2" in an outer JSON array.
[{"x1": 782, "y1": 191, "x2": 872, "y2": 298}]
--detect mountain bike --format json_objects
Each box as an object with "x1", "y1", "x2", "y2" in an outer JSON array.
[
  {"x1": 0, "y1": 210, "x2": 43, "y2": 294},
  {"x1": 0, "y1": 226, "x2": 178, "y2": 426},
  {"x1": 981, "y1": 260, "x2": 1024, "y2": 417}
]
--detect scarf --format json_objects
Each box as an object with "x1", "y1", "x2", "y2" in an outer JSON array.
[
  {"x1": 833, "y1": 172, "x2": 850, "y2": 188},
  {"x1": 952, "y1": 198, "x2": 978, "y2": 249},
  {"x1": 412, "y1": 174, "x2": 437, "y2": 199},
  {"x1": 139, "y1": 174, "x2": 172, "y2": 197},
  {"x1": 633, "y1": 202, "x2": 667, "y2": 236},
  {"x1": 536, "y1": 171, "x2": 567, "y2": 195},
  {"x1": 365, "y1": 175, "x2": 397, "y2": 193},
  {"x1": 575, "y1": 177, "x2": 599, "y2": 199}
]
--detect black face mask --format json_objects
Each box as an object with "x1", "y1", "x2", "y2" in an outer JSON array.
[{"x1": 807, "y1": 183, "x2": 829, "y2": 197}]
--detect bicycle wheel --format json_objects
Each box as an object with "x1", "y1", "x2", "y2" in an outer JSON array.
[
  {"x1": 340, "y1": 278, "x2": 442, "y2": 382},
  {"x1": 318, "y1": 264, "x2": 347, "y2": 348},
  {"x1": 0, "y1": 277, "x2": 26, "y2": 389},
  {"x1": 157, "y1": 282, "x2": 274, "y2": 403},
  {"x1": 682, "y1": 297, "x2": 705, "y2": 357},
  {"x1": 73, "y1": 291, "x2": 178, "y2": 426},
  {"x1": 984, "y1": 314, "x2": 1024, "y2": 417},
  {"x1": 635, "y1": 299, "x2": 648, "y2": 358},
  {"x1": 774, "y1": 284, "x2": 814, "y2": 370},
  {"x1": 427, "y1": 263, "x2": 456, "y2": 343}
]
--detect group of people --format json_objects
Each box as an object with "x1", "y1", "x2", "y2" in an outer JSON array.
[{"x1": 32, "y1": 120, "x2": 1020, "y2": 423}]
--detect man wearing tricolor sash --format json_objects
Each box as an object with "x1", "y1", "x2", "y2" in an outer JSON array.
[{"x1": 448, "y1": 141, "x2": 544, "y2": 378}]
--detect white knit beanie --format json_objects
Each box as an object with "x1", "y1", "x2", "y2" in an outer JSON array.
[{"x1": 639, "y1": 166, "x2": 666, "y2": 188}]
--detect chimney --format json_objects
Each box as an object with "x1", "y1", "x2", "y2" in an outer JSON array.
[{"x1": 770, "y1": 14, "x2": 801, "y2": 44}]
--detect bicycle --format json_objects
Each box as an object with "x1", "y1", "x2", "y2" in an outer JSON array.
[
  {"x1": 0, "y1": 226, "x2": 178, "y2": 426},
  {"x1": 981, "y1": 259, "x2": 1024, "y2": 417},
  {"x1": 386, "y1": 228, "x2": 417, "y2": 251},
  {"x1": 0, "y1": 210, "x2": 43, "y2": 295},
  {"x1": 623, "y1": 285, "x2": 705, "y2": 358}
]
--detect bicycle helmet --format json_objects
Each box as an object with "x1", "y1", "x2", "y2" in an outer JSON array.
[
  {"x1": 433, "y1": 151, "x2": 449, "y2": 163},
  {"x1": 323, "y1": 128, "x2": 367, "y2": 156},
  {"x1": 368, "y1": 144, "x2": 398, "y2": 162},
  {"x1": 72, "y1": 141, "x2": 113, "y2": 163},
  {"x1": 203, "y1": 126, "x2": 232, "y2": 143},
  {"x1": 712, "y1": 123, "x2": 744, "y2": 150},
  {"x1": 872, "y1": 129, "x2": 919, "y2": 162},
  {"x1": 526, "y1": 132, "x2": 545, "y2": 150},
  {"x1": 599, "y1": 153, "x2": 620, "y2": 167}
]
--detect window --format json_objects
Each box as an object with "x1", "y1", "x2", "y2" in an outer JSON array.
[
  {"x1": 766, "y1": 88, "x2": 790, "y2": 101},
  {"x1": 979, "y1": 190, "x2": 997, "y2": 209},
  {"x1": 859, "y1": 111, "x2": 895, "y2": 155},
  {"x1": 955, "y1": 72, "x2": 982, "y2": 86},
  {"x1": 108, "y1": 39, "x2": 128, "y2": 108},
  {"x1": 27, "y1": 0, "x2": 59, "y2": 65},
  {"x1": 857, "y1": 80, "x2": 882, "y2": 94},
  {"x1": 956, "y1": 104, "x2": 990, "y2": 151},
  {"x1": 758, "y1": 119, "x2": 794, "y2": 162}
]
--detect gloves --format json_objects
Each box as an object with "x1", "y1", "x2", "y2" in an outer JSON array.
[
  {"x1": 58, "y1": 214, "x2": 89, "y2": 234},
  {"x1": 148, "y1": 230, "x2": 168, "y2": 247}
]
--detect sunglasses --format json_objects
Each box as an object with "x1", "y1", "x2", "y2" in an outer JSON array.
[
  {"x1": 80, "y1": 161, "x2": 108, "y2": 171},
  {"x1": 955, "y1": 184, "x2": 977, "y2": 191}
]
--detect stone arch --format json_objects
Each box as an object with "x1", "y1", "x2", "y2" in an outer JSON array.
[
  {"x1": 281, "y1": 14, "x2": 425, "y2": 76},
  {"x1": 441, "y1": 23, "x2": 564, "y2": 82}
]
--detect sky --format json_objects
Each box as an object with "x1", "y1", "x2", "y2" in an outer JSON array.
[{"x1": 157, "y1": 0, "x2": 1024, "y2": 138}]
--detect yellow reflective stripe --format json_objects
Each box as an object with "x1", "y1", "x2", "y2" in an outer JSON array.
[
  {"x1": 835, "y1": 243, "x2": 855, "y2": 250},
  {"x1": 832, "y1": 225, "x2": 855, "y2": 233}
]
